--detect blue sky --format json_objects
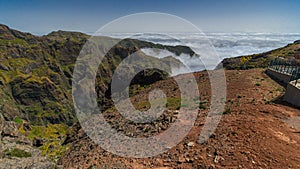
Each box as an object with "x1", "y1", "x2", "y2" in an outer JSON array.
[{"x1": 0, "y1": 0, "x2": 300, "y2": 35}]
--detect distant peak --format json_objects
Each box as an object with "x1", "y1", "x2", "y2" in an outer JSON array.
[
  {"x1": 46, "y1": 30, "x2": 88, "y2": 38},
  {"x1": 0, "y1": 24, "x2": 10, "y2": 31}
]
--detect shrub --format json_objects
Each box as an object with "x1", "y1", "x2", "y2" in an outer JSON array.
[
  {"x1": 4, "y1": 148, "x2": 31, "y2": 158},
  {"x1": 199, "y1": 104, "x2": 206, "y2": 110},
  {"x1": 223, "y1": 108, "x2": 231, "y2": 115}
]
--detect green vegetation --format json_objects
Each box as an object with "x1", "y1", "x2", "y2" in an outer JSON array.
[
  {"x1": 166, "y1": 97, "x2": 181, "y2": 110},
  {"x1": 223, "y1": 107, "x2": 231, "y2": 115},
  {"x1": 134, "y1": 97, "x2": 181, "y2": 111},
  {"x1": 275, "y1": 87, "x2": 284, "y2": 92},
  {"x1": 4, "y1": 148, "x2": 31, "y2": 158},
  {"x1": 25, "y1": 124, "x2": 70, "y2": 160},
  {"x1": 0, "y1": 38, "x2": 28, "y2": 46},
  {"x1": 13, "y1": 116, "x2": 23, "y2": 124},
  {"x1": 199, "y1": 101, "x2": 207, "y2": 110},
  {"x1": 240, "y1": 56, "x2": 252, "y2": 64},
  {"x1": 220, "y1": 40, "x2": 300, "y2": 70}
]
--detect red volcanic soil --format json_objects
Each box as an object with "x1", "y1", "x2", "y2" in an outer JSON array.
[{"x1": 60, "y1": 69, "x2": 300, "y2": 169}]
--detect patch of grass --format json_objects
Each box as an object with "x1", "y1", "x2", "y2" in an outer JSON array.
[
  {"x1": 4, "y1": 148, "x2": 31, "y2": 158},
  {"x1": 13, "y1": 117, "x2": 23, "y2": 124},
  {"x1": 0, "y1": 38, "x2": 28, "y2": 46},
  {"x1": 144, "y1": 127, "x2": 150, "y2": 132},
  {"x1": 135, "y1": 100, "x2": 151, "y2": 111},
  {"x1": 166, "y1": 97, "x2": 181, "y2": 110},
  {"x1": 134, "y1": 97, "x2": 182, "y2": 111}
]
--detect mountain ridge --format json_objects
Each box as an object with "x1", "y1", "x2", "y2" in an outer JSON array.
[
  {"x1": 0, "y1": 24, "x2": 196, "y2": 125},
  {"x1": 1, "y1": 24, "x2": 300, "y2": 167}
]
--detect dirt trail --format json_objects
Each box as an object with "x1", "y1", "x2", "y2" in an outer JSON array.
[{"x1": 60, "y1": 69, "x2": 300, "y2": 169}]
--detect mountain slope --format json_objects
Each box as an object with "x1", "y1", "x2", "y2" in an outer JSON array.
[
  {"x1": 60, "y1": 69, "x2": 300, "y2": 168},
  {"x1": 0, "y1": 24, "x2": 197, "y2": 161},
  {"x1": 0, "y1": 24, "x2": 194, "y2": 125},
  {"x1": 218, "y1": 40, "x2": 300, "y2": 69}
]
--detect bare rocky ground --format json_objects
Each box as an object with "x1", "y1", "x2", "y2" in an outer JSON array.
[
  {"x1": 0, "y1": 114, "x2": 54, "y2": 169},
  {"x1": 59, "y1": 69, "x2": 300, "y2": 169}
]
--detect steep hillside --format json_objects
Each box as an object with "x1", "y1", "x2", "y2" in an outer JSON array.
[
  {"x1": 0, "y1": 24, "x2": 194, "y2": 125},
  {"x1": 0, "y1": 24, "x2": 196, "y2": 161},
  {"x1": 0, "y1": 25, "x2": 88, "y2": 125}
]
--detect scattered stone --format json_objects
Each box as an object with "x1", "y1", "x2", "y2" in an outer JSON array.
[
  {"x1": 178, "y1": 156, "x2": 185, "y2": 163},
  {"x1": 174, "y1": 110, "x2": 179, "y2": 115},
  {"x1": 213, "y1": 155, "x2": 224, "y2": 163},
  {"x1": 187, "y1": 142, "x2": 195, "y2": 147},
  {"x1": 22, "y1": 122, "x2": 31, "y2": 131},
  {"x1": 185, "y1": 157, "x2": 193, "y2": 163},
  {"x1": 2, "y1": 121, "x2": 20, "y2": 138}
]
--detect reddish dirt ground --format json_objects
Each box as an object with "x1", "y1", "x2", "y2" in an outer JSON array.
[{"x1": 60, "y1": 69, "x2": 300, "y2": 169}]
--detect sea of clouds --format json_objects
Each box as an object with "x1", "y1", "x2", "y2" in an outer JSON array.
[{"x1": 107, "y1": 32, "x2": 300, "y2": 75}]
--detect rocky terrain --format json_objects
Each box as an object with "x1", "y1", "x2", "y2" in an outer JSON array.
[
  {"x1": 0, "y1": 113, "x2": 54, "y2": 168},
  {"x1": 60, "y1": 69, "x2": 300, "y2": 168},
  {"x1": 0, "y1": 24, "x2": 300, "y2": 168}
]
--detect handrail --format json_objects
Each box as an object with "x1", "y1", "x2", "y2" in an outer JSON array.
[{"x1": 268, "y1": 59, "x2": 300, "y2": 86}]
